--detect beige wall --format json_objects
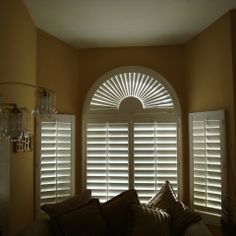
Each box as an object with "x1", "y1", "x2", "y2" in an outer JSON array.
[
  {"x1": 185, "y1": 12, "x2": 235, "y2": 236},
  {"x1": 37, "y1": 30, "x2": 79, "y2": 114},
  {"x1": 185, "y1": 12, "x2": 235, "y2": 199},
  {"x1": 231, "y1": 11, "x2": 236, "y2": 187},
  {"x1": 0, "y1": 0, "x2": 37, "y2": 235}
]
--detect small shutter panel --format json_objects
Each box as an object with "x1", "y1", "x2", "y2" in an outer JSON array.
[
  {"x1": 39, "y1": 115, "x2": 74, "y2": 206},
  {"x1": 134, "y1": 122, "x2": 178, "y2": 203},
  {"x1": 189, "y1": 111, "x2": 225, "y2": 216},
  {"x1": 86, "y1": 123, "x2": 129, "y2": 202}
]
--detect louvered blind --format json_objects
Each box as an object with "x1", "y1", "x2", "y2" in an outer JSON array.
[
  {"x1": 189, "y1": 111, "x2": 225, "y2": 217},
  {"x1": 38, "y1": 115, "x2": 75, "y2": 206},
  {"x1": 86, "y1": 121, "x2": 178, "y2": 203},
  {"x1": 86, "y1": 123, "x2": 129, "y2": 202},
  {"x1": 134, "y1": 122, "x2": 178, "y2": 203}
]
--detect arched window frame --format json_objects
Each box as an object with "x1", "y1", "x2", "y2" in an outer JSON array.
[
  {"x1": 82, "y1": 66, "x2": 183, "y2": 202},
  {"x1": 84, "y1": 66, "x2": 180, "y2": 115}
]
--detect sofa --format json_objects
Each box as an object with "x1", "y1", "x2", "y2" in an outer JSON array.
[{"x1": 16, "y1": 181, "x2": 212, "y2": 236}]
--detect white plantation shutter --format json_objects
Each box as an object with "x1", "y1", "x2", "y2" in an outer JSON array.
[
  {"x1": 84, "y1": 67, "x2": 181, "y2": 203},
  {"x1": 134, "y1": 122, "x2": 178, "y2": 202},
  {"x1": 189, "y1": 110, "x2": 225, "y2": 222},
  {"x1": 86, "y1": 123, "x2": 129, "y2": 202},
  {"x1": 36, "y1": 115, "x2": 75, "y2": 213}
]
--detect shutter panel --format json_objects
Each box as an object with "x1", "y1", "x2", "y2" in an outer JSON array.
[
  {"x1": 39, "y1": 115, "x2": 74, "y2": 205},
  {"x1": 134, "y1": 122, "x2": 178, "y2": 203},
  {"x1": 86, "y1": 123, "x2": 129, "y2": 202},
  {"x1": 189, "y1": 111, "x2": 225, "y2": 217}
]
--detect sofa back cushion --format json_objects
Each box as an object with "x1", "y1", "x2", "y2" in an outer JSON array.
[
  {"x1": 54, "y1": 198, "x2": 110, "y2": 236},
  {"x1": 41, "y1": 189, "x2": 92, "y2": 235},
  {"x1": 41, "y1": 189, "x2": 91, "y2": 217}
]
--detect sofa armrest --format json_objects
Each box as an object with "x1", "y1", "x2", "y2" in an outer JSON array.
[
  {"x1": 183, "y1": 221, "x2": 212, "y2": 236},
  {"x1": 15, "y1": 216, "x2": 52, "y2": 236}
]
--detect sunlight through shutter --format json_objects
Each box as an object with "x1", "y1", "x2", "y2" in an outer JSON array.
[
  {"x1": 86, "y1": 123, "x2": 129, "y2": 202},
  {"x1": 134, "y1": 122, "x2": 178, "y2": 203},
  {"x1": 189, "y1": 111, "x2": 225, "y2": 216},
  {"x1": 39, "y1": 115, "x2": 74, "y2": 205}
]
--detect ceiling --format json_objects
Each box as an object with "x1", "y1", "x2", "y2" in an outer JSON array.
[{"x1": 23, "y1": 0, "x2": 236, "y2": 49}]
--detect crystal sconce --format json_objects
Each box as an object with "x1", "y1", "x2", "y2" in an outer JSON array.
[{"x1": 0, "y1": 82, "x2": 57, "y2": 143}]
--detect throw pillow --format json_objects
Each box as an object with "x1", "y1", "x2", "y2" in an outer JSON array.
[
  {"x1": 147, "y1": 181, "x2": 201, "y2": 235},
  {"x1": 129, "y1": 204, "x2": 171, "y2": 236},
  {"x1": 55, "y1": 198, "x2": 110, "y2": 236},
  {"x1": 41, "y1": 189, "x2": 91, "y2": 217},
  {"x1": 102, "y1": 189, "x2": 140, "y2": 236},
  {"x1": 41, "y1": 189, "x2": 92, "y2": 235}
]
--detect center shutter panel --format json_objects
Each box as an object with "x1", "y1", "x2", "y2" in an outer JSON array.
[
  {"x1": 192, "y1": 118, "x2": 223, "y2": 215},
  {"x1": 40, "y1": 118, "x2": 73, "y2": 205},
  {"x1": 134, "y1": 122, "x2": 178, "y2": 203},
  {"x1": 86, "y1": 123, "x2": 129, "y2": 202}
]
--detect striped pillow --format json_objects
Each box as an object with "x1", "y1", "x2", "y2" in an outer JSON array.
[
  {"x1": 129, "y1": 204, "x2": 171, "y2": 236},
  {"x1": 148, "y1": 181, "x2": 201, "y2": 235}
]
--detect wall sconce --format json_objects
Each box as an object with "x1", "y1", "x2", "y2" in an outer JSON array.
[{"x1": 0, "y1": 82, "x2": 57, "y2": 143}]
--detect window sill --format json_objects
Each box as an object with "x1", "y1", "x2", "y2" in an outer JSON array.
[{"x1": 196, "y1": 210, "x2": 221, "y2": 226}]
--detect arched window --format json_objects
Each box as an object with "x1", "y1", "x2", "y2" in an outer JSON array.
[{"x1": 83, "y1": 66, "x2": 182, "y2": 203}]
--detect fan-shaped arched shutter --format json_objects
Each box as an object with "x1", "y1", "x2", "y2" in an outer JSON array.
[{"x1": 89, "y1": 72, "x2": 174, "y2": 110}]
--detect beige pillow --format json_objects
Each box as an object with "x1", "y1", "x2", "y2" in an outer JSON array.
[
  {"x1": 129, "y1": 204, "x2": 171, "y2": 236},
  {"x1": 148, "y1": 181, "x2": 201, "y2": 235}
]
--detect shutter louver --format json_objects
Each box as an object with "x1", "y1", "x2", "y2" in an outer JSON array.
[
  {"x1": 86, "y1": 123, "x2": 129, "y2": 202},
  {"x1": 134, "y1": 122, "x2": 178, "y2": 203},
  {"x1": 189, "y1": 110, "x2": 225, "y2": 218},
  {"x1": 40, "y1": 117, "x2": 74, "y2": 205}
]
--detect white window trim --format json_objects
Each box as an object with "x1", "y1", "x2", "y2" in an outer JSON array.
[
  {"x1": 189, "y1": 110, "x2": 226, "y2": 226},
  {"x1": 35, "y1": 114, "x2": 75, "y2": 217},
  {"x1": 83, "y1": 66, "x2": 181, "y2": 115},
  {"x1": 82, "y1": 66, "x2": 183, "y2": 201}
]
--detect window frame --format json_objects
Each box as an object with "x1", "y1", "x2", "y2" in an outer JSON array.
[
  {"x1": 35, "y1": 114, "x2": 75, "y2": 217},
  {"x1": 189, "y1": 110, "x2": 226, "y2": 226},
  {"x1": 82, "y1": 66, "x2": 183, "y2": 201},
  {"x1": 83, "y1": 66, "x2": 181, "y2": 115}
]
